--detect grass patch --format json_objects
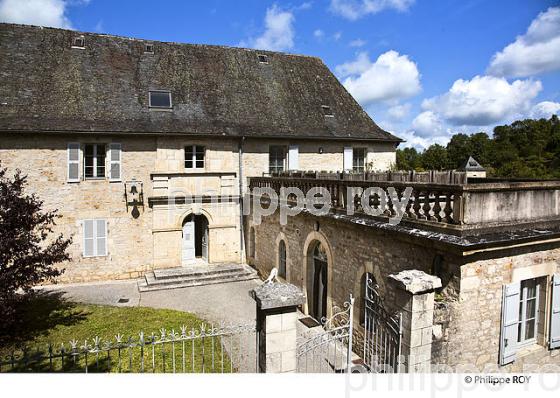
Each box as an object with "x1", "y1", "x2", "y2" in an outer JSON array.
[{"x1": 0, "y1": 292, "x2": 233, "y2": 373}]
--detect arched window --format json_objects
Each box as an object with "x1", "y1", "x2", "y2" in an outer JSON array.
[
  {"x1": 278, "y1": 240, "x2": 287, "y2": 279},
  {"x1": 249, "y1": 227, "x2": 256, "y2": 258},
  {"x1": 359, "y1": 272, "x2": 375, "y2": 326}
]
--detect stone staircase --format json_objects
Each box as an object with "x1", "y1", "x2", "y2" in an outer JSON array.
[{"x1": 137, "y1": 263, "x2": 259, "y2": 292}]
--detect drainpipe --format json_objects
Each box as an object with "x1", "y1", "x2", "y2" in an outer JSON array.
[{"x1": 238, "y1": 136, "x2": 246, "y2": 264}]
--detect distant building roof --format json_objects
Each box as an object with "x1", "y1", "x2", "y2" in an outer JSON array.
[
  {"x1": 461, "y1": 156, "x2": 486, "y2": 171},
  {"x1": 0, "y1": 23, "x2": 401, "y2": 142}
]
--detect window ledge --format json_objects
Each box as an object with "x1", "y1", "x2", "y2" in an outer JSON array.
[
  {"x1": 517, "y1": 343, "x2": 546, "y2": 359},
  {"x1": 149, "y1": 107, "x2": 173, "y2": 112}
]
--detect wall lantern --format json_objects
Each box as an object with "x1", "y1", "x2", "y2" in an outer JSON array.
[
  {"x1": 124, "y1": 179, "x2": 144, "y2": 218},
  {"x1": 318, "y1": 147, "x2": 324, "y2": 154}
]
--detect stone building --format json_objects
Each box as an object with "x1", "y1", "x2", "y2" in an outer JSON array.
[
  {"x1": 246, "y1": 176, "x2": 560, "y2": 370},
  {"x1": 0, "y1": 23, "x2": 400, "y2": 282}
]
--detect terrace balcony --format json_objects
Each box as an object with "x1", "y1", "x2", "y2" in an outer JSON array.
[{"x1": 248, "y1": 171, "x2": 560, "y2": 239}]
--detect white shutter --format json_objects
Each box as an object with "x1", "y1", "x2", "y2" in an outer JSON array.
[
  {"x1": 550, "y1": 274, "x2": 560, "y2": 349},
  {"x1": 288, "y1": 145, "x2": 299, "y2": 170},
  {"x1": 500, "y1": 282, "x2": 520, "y2": 365},
  {"x1": 67, "y1": 143, "x2": 80, "y2": 182},
  {"x1": 83, "y1": 219, "x2": 107, "y2": 257},
  {"x1": 96, "y1": 219, "x2": 107, "y2": 256},
  {"x1": 108, "y1": 143, "x2": 122, "y2": 181},
  {"x1": 83, "y1": 220, "x2": 94, "y2": 257},
  {"x1": 343, "y1": 146, "x2": 353, "y2": 171}
]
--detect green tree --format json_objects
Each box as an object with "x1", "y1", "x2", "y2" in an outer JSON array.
[{"x1": 421, "y1": 144, "x2": 449, "y2": 170}]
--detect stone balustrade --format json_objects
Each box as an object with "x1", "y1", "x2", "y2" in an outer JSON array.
[{"x1": 248, "y1": 176, "x2": 560, "y2": 233}]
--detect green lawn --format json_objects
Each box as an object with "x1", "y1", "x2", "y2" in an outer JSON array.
[{"x1": 0, "y1": 292, "x2": 232, "y2": 373}]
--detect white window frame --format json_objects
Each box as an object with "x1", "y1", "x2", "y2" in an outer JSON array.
[
  {"x1": 149, "y1": 90, "x2": 172, "y2": 109},
  {"x1": 83, "y1": 219, "x2": 108, "y2": 258},
  {"x1": 185, "y1": 145, "x2": 205, "y2": 169},
  {"x1": 517, "y1": 278, "x2": 541, "y2": 348},
  {"x1": 269, "y1": 145, "x2": 287, "y2": 174},
  {"x1": 353, "y1": 147, "x2": 367, "y2": 173},
  {"x1": 84, "y1": 143, "x2": 107, "y2": 179}
]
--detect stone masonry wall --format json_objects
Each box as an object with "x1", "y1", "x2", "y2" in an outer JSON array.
[
  {"x1": 0, "y1": 133, "x2": 156, "y2": 282},
  {"x1": 437, "y1": 246, "x2": 560, "y2": 371},
  {"x1": 245, "y1": 209, "x2": 458, "y2": 320}
]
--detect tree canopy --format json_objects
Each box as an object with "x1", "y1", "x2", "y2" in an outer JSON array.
[{"x1": 396, "y1": 115, "x2": 560, "y2": 179}]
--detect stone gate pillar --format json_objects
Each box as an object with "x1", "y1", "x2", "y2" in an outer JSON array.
[
  {"x1": 250, "y1": 282, "x2": 305, "y2": 373},
  {"x1": 388, "y1": 270, "x2": 441, "y2": 373}
]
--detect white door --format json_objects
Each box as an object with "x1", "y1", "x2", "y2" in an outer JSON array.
[
  {"x1": 182, "y1": 221, "x2": 195, "y2": 263},
  {"x1": 202, "y1": 226, "x2": 208, "y2": 260}
]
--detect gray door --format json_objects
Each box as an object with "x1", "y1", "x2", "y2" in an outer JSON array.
[{"x1": 202, "y1": 220, "x2": 208, "y2": 260}]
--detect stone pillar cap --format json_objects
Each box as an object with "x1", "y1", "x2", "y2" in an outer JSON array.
[
  {"x1": 388, "y1": 269, "x2": 442, "y2": 294},
  {"x1": 250, "y1": 282, "x2": 305, "y2": 310}
]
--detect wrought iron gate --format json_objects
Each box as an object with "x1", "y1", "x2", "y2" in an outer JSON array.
[
  {"x1": 362, "y1": 274, "x2": 402, "y2": 373},
  {"x1": 297, "y1": 296, "x2": 355, "y2": 373}
]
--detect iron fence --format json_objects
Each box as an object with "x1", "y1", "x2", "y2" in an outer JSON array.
[
  {"x1": 363, "y1": 274, "x2": 402, "y2": 373},
  {"x1": 0, "y1": 322, "x2": 256, "y2": 373},
  {"x1": 297, "y1": 296, "x2": 354, "y2": 373}
]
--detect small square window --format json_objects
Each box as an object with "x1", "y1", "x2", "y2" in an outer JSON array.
[
  {"x1": 185, "y1": 145, "x2": 205, "y2": 169},
  {"x1": 72, "y1": 37, "x2": 85, "y2": 48},
  {"x1": 149, "y1": 91, "x2": 172, "y2": 109},
  {"x1": 322, "y1": 105, "x2": 334, "y2": 117},
  {"x1": 145, "y1": 44, "x2": 154, "y2": 54},
  {"x1": 258, "y1": 54, "x2": 269, "y2": 64}
]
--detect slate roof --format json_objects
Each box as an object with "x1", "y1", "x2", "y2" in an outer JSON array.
[{"x1": 0, "y1": 23, "x2": 401, "y2": 142}]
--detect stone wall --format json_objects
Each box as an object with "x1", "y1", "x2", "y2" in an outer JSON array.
[
  {"x1": 0, "y1": 133, "x2": 156, "y2": 282},
  {"x1": 245, "y1": 209, "x2": 455, "y2": 319},
  {"x1": 435, "y1": 246, "x2": 560, "y2": 371},
  {"x1": 0, "y1": 132, "x2": 395, "y2": 283}
]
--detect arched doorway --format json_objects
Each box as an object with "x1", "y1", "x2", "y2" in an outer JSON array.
[
  {"x1": 182, "y1": 214, "x2": 209, "y2": 264},
  {"x1": 309, "y1": 241, "x2": 328, "y2": 322}
]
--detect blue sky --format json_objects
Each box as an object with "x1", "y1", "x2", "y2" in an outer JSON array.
[{"x1": 1, "y1": 0, "x2": 559, "y2": 148}]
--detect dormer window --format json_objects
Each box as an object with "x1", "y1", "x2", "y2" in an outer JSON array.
[
  {"x1": 322, "y1": 105, "x2": 334, "y2": 117},
  {"x1": 149, "y1": 90, "x2": 172, "y2": 109},
  {"x1": 258, "y1": 54, "x2": 269, "y2": 64},
  {"x1": 72, "y1": 36, "x2": 85, "y2": 48},
  {"x1": 145, "y1": 44, "x2": 154, "y2": 54}
]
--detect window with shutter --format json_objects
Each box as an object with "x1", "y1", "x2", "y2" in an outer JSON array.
[
  {"x1": 84, "y1": 144, "x2": 107, "y2": 179},
  {"x1": 109, "y1": 143, "x2": 122, "y2": 181},
  {"x1": 500, "y1": 282, "x2": 520, "y2": 366},
  {"x1": 83, "y1": 219, "x2": 108, "y2": 257},
  {"x1": 67, "y1": 143, "x2": 80, "y2": 182},
  {"x1": 343, "y1": 147, "x2": 353, "y2": 171},
  {"x1": 550, "y1": 274, "x2": 560, "y2": 349}
]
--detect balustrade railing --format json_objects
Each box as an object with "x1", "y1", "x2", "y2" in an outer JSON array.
[{"x1": 249, "y1": 176, "x2": 464, "y2": 226}]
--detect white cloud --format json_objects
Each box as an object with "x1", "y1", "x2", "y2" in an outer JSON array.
[
  {"x1": 397, "y1": 130, "x2": 451, "y2": 149},
  {"x1": 411, "y1": 111, "x2": 444, "y2": 137},
  {"x1": 313, "y1": 29, "x2": 324, "y2": 39},
  {"x1": 387, "y1": 102, "x2": 410, "y2": 119},
  {"x1": 336, "y1": 50, "x2": 421, "y2": 105},
  {"x1": 333, "y1": 31, "x2": 342, "y2": 41},
  {"x1": 0, "y1": 0, "x2": 75, "y2": 28},
  {"x1": 422, "y1": 75, "x2": 542, "y2": 126},
  {"x1": 349, "y1": 38, "x2": 366, "y2": 47},
  {"x1": 487, "y1": 7, "x2": 560, "y2": 77},
  {"x1": 529, "y1": 101, "x2": 560, "y2": 119},
  {"x1": 239, "y1": 5, "x2": 295, "y2": 51},
  {"x1": 329, "y1": 0, "x2": 414, "y2": 21}
]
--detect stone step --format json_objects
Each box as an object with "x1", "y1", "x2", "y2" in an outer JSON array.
[
  {"x1": 137, "y1": 264, "x2": 259, "y2": 292},
  {"x1": 153, "y1": 264, "x2": 249, "y2": 280},
  {"x1": 145, "y1": 268, "x2": 254, "y2": 286}
]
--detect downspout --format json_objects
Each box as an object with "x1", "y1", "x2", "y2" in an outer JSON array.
[{"x1": 238, "y1": 136, "x2": 246, "y2": 264}]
